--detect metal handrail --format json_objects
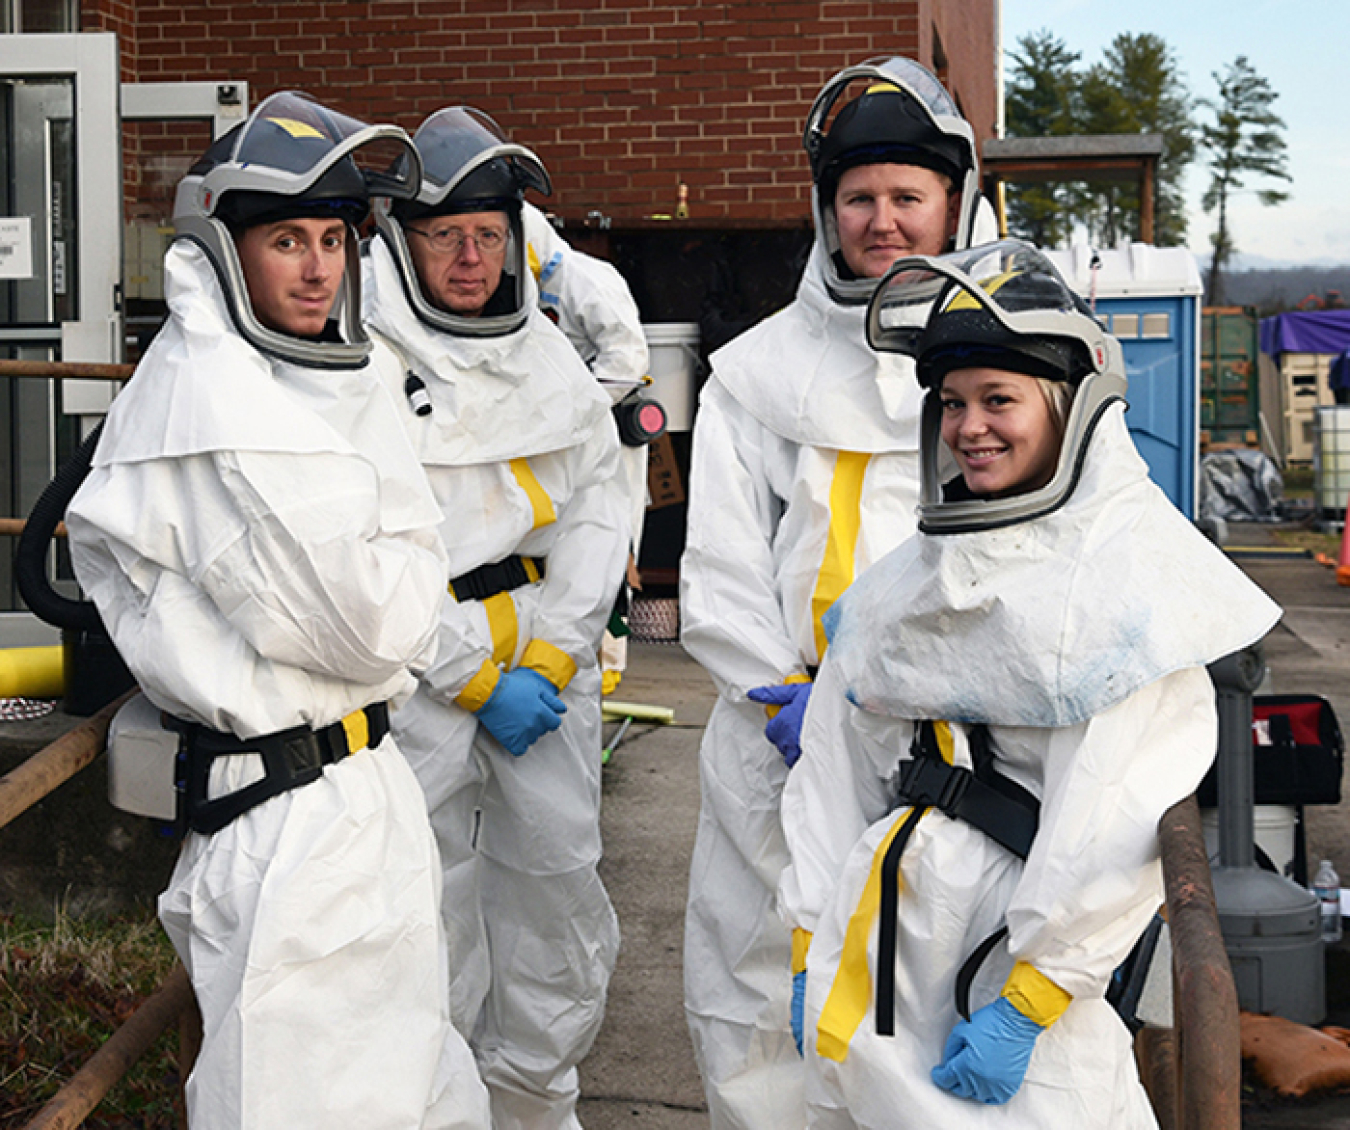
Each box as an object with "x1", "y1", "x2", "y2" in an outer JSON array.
[
  {"x1": 1145, "y1": 795, "x2": 1242, "y2": 1130},
  {"x1": 0, "y1": 691, "x2": 132, "y2": 830},
  {"x1": 0, "y1": 359, "x2": 132, "y2": 536},
  {"x1": 0, "y1": 357, "x2": 194, "y2": 1125},
  {"x1": 22, "y1": 965, "x2": 196, "y2": 1130},
  {"x1": 2, "y1": 693, "x2": 200, "y2": 1130},
  {"x1": 0, "y1": 518, "x2": 63, "y2": 537},
  {"x1": 0, "y1": 360, "x2": 133, "y2": 380}
]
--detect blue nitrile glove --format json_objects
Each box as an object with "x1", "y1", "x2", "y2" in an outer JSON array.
[
  {"x1": 475, "y1": 668, "x2": 567, "y2": 756},
  {"x1": 791, "y1": 970, "x2": 806, "y2": 1056},
  {"x1": 747, "y1": 681, "x2": 813, "y2": 767},
  {"x1": 930, "y1": 997, "x2": 1043, "y2": 1105}
]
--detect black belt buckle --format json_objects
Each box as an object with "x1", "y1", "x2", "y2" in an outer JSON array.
[
  {"x1": 450, "y1": 555, "x2": 544, "y2": 602},
  {"x1": 898, "y1": 755, "x2": 971, "y2": 814}
]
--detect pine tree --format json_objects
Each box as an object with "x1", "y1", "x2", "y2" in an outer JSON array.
[
  {"x1": 1199, "y1": 56, "x2": 1291, "y2": 304},
  {"x1": 1004, "y1": 31, "x2": 1081, "y2": 247},
  {"x1": 1096, "y1": 33, "x2": 1194, "y2": 246},
  {"x1": 1003, "y1": 31, "x2": 1194, "y2": 249}
]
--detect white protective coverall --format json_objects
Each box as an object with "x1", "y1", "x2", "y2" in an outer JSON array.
[
  {"x1": 363, "y1": 233, "x2": 630, "y2": 1130},
  {"x1": 66, "y1": 244, "x2": 490, "y2": 1130},
  {"x1": 680, "y1": 240, "x2": 947, "y2": 1128},
  {"x1": 778, "y1": 405, "x2": 1281, "y2": 1129},
  {"x1": 521, "y1": 202, "x2": 650, "y2": 681}
]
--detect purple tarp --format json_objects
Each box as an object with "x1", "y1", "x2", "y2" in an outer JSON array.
[{"x1": 1260, "y1": 309, "x2": 1350, "y2": 357}]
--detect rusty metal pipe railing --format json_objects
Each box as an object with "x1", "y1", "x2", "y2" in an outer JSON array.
[
  {"x1": 0, "y1": 690, "x2": 134, "y2": 831},
  {"x1": 0, "y1": 518, "x2": 64, "y2": 537},
  {"x1": 21, "y1": 964, "x2": 195, "y2": 1130},
  {"x1": 1153, "y1": 794, "x2": 1242, "y2": 1130},
  {"x1": 0, "y1": 359, "x2": 134, "y2": 381},
  {"x1": 2, "y1": 690, "x2": 199, "y2": 1128}
]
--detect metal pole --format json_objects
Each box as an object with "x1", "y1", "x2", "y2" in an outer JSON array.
[
  {"x1": 0, "y1": 359, "x2": 132, "y2": 380},
  {"x1": 1159, "y1": 796, "x2": 1241, "y2": 1130},
  {"x1": 1208, "y1": 647, "x2": 1264, "y2": 868},
  {"x1": 0, "y1": 691, "x2": 132, "y2": 830},
  {"x1": 22, "y1": 965, "x2": 195, "y2": 1130}
]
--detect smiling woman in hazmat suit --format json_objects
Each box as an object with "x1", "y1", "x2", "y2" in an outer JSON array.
[
  {"x1": 362, "y1": 106, "x2": 630, "y2": 1130},
  {"x1": 777, "y1": 239, "x2": 1281, "y2": 1128},
  {"x1": 678, "y1": 57, "x2": 996, "y2": 1129},
  {"x1": 64, "y1": 93, "x2": 490, "y2": 1129}
]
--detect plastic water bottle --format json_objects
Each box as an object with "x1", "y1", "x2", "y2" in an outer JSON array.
[{"x1": 1314, "y1": 859, "x2": 1343, "y2": 944}]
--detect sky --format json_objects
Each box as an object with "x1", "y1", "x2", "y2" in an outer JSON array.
[{"x1": 1000, "y1": 0, "x2": 1350, "y2": 267}]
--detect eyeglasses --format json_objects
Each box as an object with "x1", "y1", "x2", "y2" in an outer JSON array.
[{"x1": 405, "y1": 224, "x2": 508, "y2": 256}]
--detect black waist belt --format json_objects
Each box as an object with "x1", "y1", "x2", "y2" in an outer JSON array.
[
  {"x1": 450, "y1": 555, "x2": 545, "y2": 602},
  {"x1": 172, "y1": 702, "x2": 390, "y2": 836},
  {"x1": 875, "y1": 721, "x2": 1041, "y2": 1037}
]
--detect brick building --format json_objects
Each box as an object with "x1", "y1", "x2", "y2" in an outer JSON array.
[
  {"x1": 0, "y1": 1, "x2": 998, "y2": 599},
  {"x1": 84, "y1": 0, "x2": 997, "y2": 227},
  {"x1": 69, "y1": 0, "x2": 999, "y2": 325}
]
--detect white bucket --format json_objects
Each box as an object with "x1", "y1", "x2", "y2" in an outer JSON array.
[
  {"x1": 1202, "y1": 805, "x2": 1299, "y2": 878},
  {"x1": 642, "y1": 322, "x2": 700, "y2": 431}
]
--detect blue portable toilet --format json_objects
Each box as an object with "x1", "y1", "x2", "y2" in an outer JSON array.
[{"x1": 1044, "y1": 243, "x2": 1203, "y2": 518}]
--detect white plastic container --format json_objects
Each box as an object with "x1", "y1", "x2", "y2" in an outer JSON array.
[
  {"x1": 1201, "y1": 804, "x2": 1299, "y2": 878},
  {"x1": 642, "y1": 322, "x2": 700, "y2": 431}
]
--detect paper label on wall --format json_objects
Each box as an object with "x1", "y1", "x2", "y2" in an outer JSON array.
[{"x1": 0, "y1": 217, "x2": 34, "y2": 280}]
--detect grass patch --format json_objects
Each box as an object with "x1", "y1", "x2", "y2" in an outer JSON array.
[
  {"x1": 1, "y1": 909, "x2": 183, "y2": 1129},
  {"x1": 1271, "y1": 526, "x2": 1342, "y2": 558},
  {"x1": 1284, "y1": 464, "x2": 1314, "y2": 500}
]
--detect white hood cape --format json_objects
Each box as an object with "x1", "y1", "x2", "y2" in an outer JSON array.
[
  {"x1": 710, "y1": 244, "x2": 926, "y2": 452},
  {"x1": 94, "y1": 242, "x2": 441, "y2": 537},
  {"x1": 362, "y1": 234, "x2": 610, "y2": 466},
  {"x1": 824, "y1": 405, "x2": 1282, "y2": 728}
]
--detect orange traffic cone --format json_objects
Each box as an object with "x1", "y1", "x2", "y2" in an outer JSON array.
[{"x1": 1337, "y1": 493, "x2": 1350, "y2": 586}]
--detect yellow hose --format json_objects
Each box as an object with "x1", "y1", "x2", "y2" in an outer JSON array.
[
  {"x1": 601, "y1": 700, "x2": 675, "y2": 724},
  {"x1": 0, "y1": 645, "x2": 65, "y2": 698}
]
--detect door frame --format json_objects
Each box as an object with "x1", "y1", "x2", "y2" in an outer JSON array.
[{"x1": 0, "y1": 31, "x2": 121, "y2": 363}]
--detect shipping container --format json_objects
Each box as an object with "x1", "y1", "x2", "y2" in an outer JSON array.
[{"x1": 1200, "y1": 307, "x2": 1260, "y2": 448}]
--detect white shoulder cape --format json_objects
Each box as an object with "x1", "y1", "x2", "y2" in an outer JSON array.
[
  {"x1": 708, "y1": 244, "x2": 925, "y2": 452},
  {"x1": 93, "y1": 243, "x2": 439, "y2": 534},
  {"x1": 826, "y1": 405, "x2": 1282, "y2": 727},
  {"x1": 361, "y1": 235, "x2": 610, "y2": 466}
]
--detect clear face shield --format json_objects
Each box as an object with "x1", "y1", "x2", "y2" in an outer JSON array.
[
  {"x1": 372, "y1": 106, "x2": 552, "y2": 338},
  {"x1": 866, "y1": 239, "x2": 1128, "y2": 534},
  {"x1": 802, "y1": 56, "x2": 981, "y2": 305},
  {"x1": 174, "y1": 91, "x2": 423, "y2": 369}
]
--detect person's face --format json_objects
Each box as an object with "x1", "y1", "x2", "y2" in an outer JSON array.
[
  {"x1": 833, "y1": 163, "x2": 960, "y2": 278},
  {"x1": 939, "y1": 367, "x2": 1063, "y2": 498},
  {"x1": 405, "y1": 210, "x2": 509, "y2": 317},
  {"x1": 235, "y1": 216, "x2": 347, "y2": 338}
]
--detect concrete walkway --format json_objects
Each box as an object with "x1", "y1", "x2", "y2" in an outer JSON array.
[{"x1": 578, "y1": 640, "x2": 714, "y2": 1128}]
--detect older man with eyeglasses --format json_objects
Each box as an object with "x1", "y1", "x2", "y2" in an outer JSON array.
[
  {"x1": 403, "y1": 217, "x2": 511, "y2": 317},
  {"x1": 362, "y1": 107, "x2": 630, "y2": 1130}
]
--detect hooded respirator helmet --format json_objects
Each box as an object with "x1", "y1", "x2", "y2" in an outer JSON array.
[
  {"x1": 866, "y1": 238, "x2": 1128, "y2": 534},
  {"x1": 374, "y1": 106, "x2": 552, "y2": 338},
  {"x1": 173, "y1": 91, "x2": 422, "y2": 369},
  {"x1": 803, "y1": 57, "x2": 981, "y2": 305}
]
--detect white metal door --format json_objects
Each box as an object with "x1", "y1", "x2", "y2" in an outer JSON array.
[{"x1": 0, "y1": 31, "x2": 118, "y2": 616}]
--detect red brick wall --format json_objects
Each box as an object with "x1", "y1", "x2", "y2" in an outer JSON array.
[
  {"x1": 80, "y1": 0, "x2": 137, "y2": 80},
  {"x1": 83, "y1": 0, "x2": 996, "y2": 224}
]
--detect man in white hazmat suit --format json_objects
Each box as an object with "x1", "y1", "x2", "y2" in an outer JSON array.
[
  {"x1": 65, "y1": 93, "x2": 490, "y2": 1130},
  {"x1": 778, "y1": 240, "x2": 1282, "y2": 1127},
  {"x1": 678, "y1": 57, "x2": 995, "y2": 1128},
  {"x1": 521, "y1": 202, "x2": 652, "y2": 692},
  {"x1": 363, "y1": 106, "x2": 630, "y2": 1130}
]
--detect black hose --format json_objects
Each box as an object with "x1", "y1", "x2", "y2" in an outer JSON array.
[{"x1": 16, "y1": 421, "x2": 105, "y2": 632}]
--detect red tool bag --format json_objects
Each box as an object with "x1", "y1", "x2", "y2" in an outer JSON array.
[{"x1": 1197, "y1": 694, "x2": 1344, "y2": 807}]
